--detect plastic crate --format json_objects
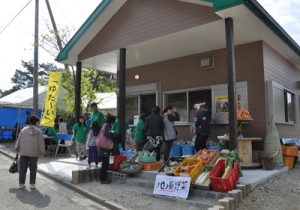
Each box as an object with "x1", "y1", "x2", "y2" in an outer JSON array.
[
  {"x1": 138, "y1": 156, "x2": 156, "y2": 163},
  {"x1": 142, "y1": 161, "x2": 163, "y2": 171},
  {"x1": 108, "y1": 155, "x2": 127, "y2": 171},
  {"x1": 192, "y1": 165, "x2": 214, "y2": 190},
  {"x1": 206, "y1": 146, "x2": 222, "y2": 153},
  {"x1": 209, "y1": 159, "x2": 240, "y2": 192},
  {"x1": 158, "y1": 156, "x2": 185, "y2": 176},
  {"x1": 181, "y1": 145, "x2": 196, "y2": 157},
  {"x1": 193, "y1": 149, "x2": 217, "y2": 165},
  {"x1": 173, "y1": 158, "x2": 203, "y2": 182}
]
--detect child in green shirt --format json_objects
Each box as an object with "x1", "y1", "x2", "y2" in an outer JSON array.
[{"x1": 72, "y1": 116, "x2": 88, "y2": 160}]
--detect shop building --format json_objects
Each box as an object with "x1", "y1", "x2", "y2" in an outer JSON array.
[{"x1": 57, "y1": 0, "x2": 300, "y2": 150}]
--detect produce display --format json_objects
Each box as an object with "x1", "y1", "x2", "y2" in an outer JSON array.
[
  {"x1": 214, "y1": 149, "x2": 243, "y2": 177},
  {"x1": 193, "y1": 149, "x2": 216, "y2": 165},
  {"x1": 159, "y1": 157, "x2": 185, "y2": 175},
  {"x1": 174, "y1": 158, "x2": 203, "y2": 181},
  {"x1": 193, "y1": 165, "x2": 213, "y2": 187},
  {"x1": 179, "y1": 164, "x2": 198, "y2": 174},
  {"x1": 127, "y1": 151, "x2": 157, "y2": 163},
  {"x1": 118, "y1": 161, "x2": 142, "y2": 174},
  {"x1": 237, "y1": 109, "x2": 252, "y2": 120}
]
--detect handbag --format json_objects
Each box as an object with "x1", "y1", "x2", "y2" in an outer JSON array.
[
  {"x1": 96, "y1": 125, "x2": 113, "y2": 150},
  {"x1": 9, "y1": 154, "x2": 18, "y2": 174}
]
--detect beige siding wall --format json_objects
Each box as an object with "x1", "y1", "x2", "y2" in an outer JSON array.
[
  {"x1": 263, "y1": 42, "x2": 300, "y2": 138},
  {"x1": 79, "y1": 0, "x2": 220, "y2": 60},
  {"x1": 126, "y1": 41, "x2": 266, "y2": 147}
]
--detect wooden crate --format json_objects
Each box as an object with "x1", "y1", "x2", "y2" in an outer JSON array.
[
  {"x1": 283, "y1": 156, "x2": 295, "y2": 170},
  {"x1": 237, "y1": 140, "x2": 252, "y2": 164},
  {"x1": 285, "y1": 146, "x2": 299, "y2": 157}
]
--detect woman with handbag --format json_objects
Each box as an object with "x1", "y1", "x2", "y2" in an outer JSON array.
[
  {"x1": 97, "y1": 115, "x2": 116, "y2": 184},
  {"x1": 15, "y1": 115, "x2": 45, "y2": 189}
]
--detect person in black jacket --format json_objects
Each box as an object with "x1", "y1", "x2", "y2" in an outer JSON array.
[
  {"x1": 194, "y1": 104, "x2": 211, "y2": 152},
  {"x1": 145, "y1": 106, "x2": 164, "y2": 161}
]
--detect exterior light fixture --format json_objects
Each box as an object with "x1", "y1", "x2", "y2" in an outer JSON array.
[{"x1": 134, "y1": 74, "x2": 140, "y2": 80}]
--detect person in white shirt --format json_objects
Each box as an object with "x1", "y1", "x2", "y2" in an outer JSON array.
[{"x1": 58, "y1": 117, "x2": 68, "y2": 153}]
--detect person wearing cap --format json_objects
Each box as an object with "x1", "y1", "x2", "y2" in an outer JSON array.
[{"x1": 15, "y1": 115, "x2": 45, "y2": 189}]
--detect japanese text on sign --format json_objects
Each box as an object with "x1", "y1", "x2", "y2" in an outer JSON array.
[
  {"x1": 40, "y1": 72, "x2": 62, "y2": 127},
  {"x1": 153, "y1": 175, "x2": 190, "y2": 199}
]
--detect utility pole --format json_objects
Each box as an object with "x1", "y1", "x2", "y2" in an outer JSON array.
[{"x1": 33, "y1": 0, "x2": 39, "y2": 115}]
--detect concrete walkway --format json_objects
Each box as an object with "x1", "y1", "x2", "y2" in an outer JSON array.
[{"x1": 0, "y1": 144, "x2": 292, "y2": 209}]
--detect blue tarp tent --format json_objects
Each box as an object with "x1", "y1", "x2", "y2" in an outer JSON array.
[
  {"x1": 0, "y1": 86, "x2": 65, "y2": 140},
  {"x1": 0, "y1": 106, "x2": 42, "y2": 140}
]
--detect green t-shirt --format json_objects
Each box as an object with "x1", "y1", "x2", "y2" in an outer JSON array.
[
  {"x1": 90, "y1": 110, "x2": 105, "y2": 128},
  {"x1": 112, "y1": 118, "x2": 129, "y2": 134},
  {"x1": 134, "y1": 119, "x2": 145, "y2": 143},
  {"x1": 72, "y1": 123, "x2": 88, "y2": 143},
  {"x1": 41, "y1": 127, "x2": 59, "y2": 143}
]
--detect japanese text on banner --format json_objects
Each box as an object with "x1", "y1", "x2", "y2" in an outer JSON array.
[{"x1": 40, "y1": 72, "x2": 62, "y2": 127}]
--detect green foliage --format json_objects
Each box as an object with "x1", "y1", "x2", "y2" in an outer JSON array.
[{"x1": 10, "y1": 60, "x2": 59, "y2": 90}]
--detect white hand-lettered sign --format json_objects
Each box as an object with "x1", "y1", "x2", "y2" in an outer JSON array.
[{"x1": 153, "y1": 175, "x2": 190, "y2": 199}]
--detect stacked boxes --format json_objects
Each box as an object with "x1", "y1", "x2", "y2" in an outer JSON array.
[{"x1": 282, "y1": 145, "x2": 299, "y2": 169}]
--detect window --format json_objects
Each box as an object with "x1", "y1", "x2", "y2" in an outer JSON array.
[
  {"x1": 165, "y1": 89, "x2": 211, "y2": 122},
  {"x1": 267, "y1": 81, "x2": 295, "y2": 124},
  {"x1": 284, "y1": 90, "x2": 295, "y2": 123}
]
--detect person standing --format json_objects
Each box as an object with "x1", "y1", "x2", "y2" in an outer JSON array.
[
  {"x1": 134, "y1": 113, "x2": 147, "y2": 151},
  {"x1": 58, "y1": 117, "x2": 68, "y2": 153},
  {"x1": 83, "y1": 112, "x2": 91, "y2": 130},
  {"x1": 90, "y1": 102, "x2": 105, "y2": 128},
  {"x1": 194, "y1": 104, "x2": 211, "y2": 152},
  {"x1": 145, "y1": 106, "x2": 164, "y2": 161},
  {"x1": 112, "y1": 113, "x2": 129, "y2": 149},
  {"x1": 15, "y1": 115, "x2": 45, "y2": 189},
  {"x1": 86, "y1": 121, "x2": 100, "y2": 169},
  {"x1": 23, "y1": 111, "x2": 31, "y2": 127},
  {"x1": 98, "y1": 115, "x2": 116, "y2": 184},
  {"x1": 72, "y1": 116, "x2": 88, "y2": 160},
  {"x1": 162, "y1": 106, "x2": 180, "y2": 162}
]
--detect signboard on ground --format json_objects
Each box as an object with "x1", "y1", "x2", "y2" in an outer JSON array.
[{"x1": 153, "y1": 175, "x2": 190, "y2": 199}]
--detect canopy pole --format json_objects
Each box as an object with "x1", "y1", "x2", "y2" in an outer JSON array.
[{"x1": 225, "y1": 17, "x2": 237, "y2": 150}]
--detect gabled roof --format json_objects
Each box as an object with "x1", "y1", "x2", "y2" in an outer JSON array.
[{"x1": 56, "y1": 0, "x2": 300, "y2": 71}]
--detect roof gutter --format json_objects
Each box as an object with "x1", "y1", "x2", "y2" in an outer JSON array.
[
  {"x1": 56, "y1": 0, "x2": 112, "y2": 62},
  {"x1": 202, "y1": 0, "x2": 300, "y2": 56},
  {"x1": 243, "y1": 0, "x2": 300, "y2": 56}
]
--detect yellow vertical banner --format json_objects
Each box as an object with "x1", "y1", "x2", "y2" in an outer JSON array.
[{"x1": 40, "y1": 72, "x2": 62, "y2": 127}]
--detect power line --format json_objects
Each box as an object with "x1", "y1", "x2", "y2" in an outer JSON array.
[{"x1": 0, "y1": 0, "x2": 33, "y2": 35}]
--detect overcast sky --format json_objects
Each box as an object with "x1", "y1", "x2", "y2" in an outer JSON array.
[{"x1": 0, "y1": 0, "x2": 299, "y2": 91}]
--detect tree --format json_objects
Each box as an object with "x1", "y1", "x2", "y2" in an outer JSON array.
[{"x1": 10, "y1": 60, "x2": 59, "y2": 90}]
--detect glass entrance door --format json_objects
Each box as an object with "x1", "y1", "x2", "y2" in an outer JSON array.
[{"x1": 140, "y1": 94, "x2": 156, "y2": 117}]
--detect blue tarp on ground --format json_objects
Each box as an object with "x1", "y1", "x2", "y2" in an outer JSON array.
[{"x1": 0, "y1": 107, "x2": 42, "y2": 140}]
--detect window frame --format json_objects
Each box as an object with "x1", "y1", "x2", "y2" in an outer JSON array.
[
  {"x1": 163, "y1": 86, "x2": 211, "y2": 125},
  {"x1": 267, "y1": 81, "x2": 296, "y2": 124}
]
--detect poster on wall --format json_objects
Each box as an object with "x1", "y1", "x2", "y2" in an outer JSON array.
[
  {"x1": 215, "y1": 96, "x2": 229, "y2": 113},
  {"x1": 212, "y1": 81, "x2": 248, "y2": 124}
]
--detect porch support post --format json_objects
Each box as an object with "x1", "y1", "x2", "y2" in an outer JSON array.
[
  {"x1": 75, "y1": 61, "x2": 82, "y2": 123},
  {"x1": 225, "y1": 18, "x2": 237, "y2": 150},
  {"x1": 119, "y1": 48, "x2": 126, "y2": 150}
]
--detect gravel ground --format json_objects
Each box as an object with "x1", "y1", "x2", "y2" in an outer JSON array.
[
  {"x1": 237, "y1": 163, "x2": 300, "y2": 210},
  {"x1": 1, "y1": 140, "x2": 300, "y2": 210}
]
